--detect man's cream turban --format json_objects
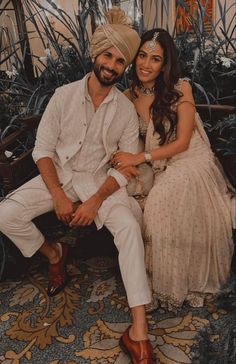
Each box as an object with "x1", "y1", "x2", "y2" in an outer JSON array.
[{"x1": 90, "y1": 7, "x2": 141, "y2": 65}]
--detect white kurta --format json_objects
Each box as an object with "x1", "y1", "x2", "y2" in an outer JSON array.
[{"x1": 32, "y1": 74, "x2": 140, "y2": 227}]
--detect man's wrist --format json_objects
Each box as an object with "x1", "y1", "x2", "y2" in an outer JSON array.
[
  {"x1": 92, "y1": 191, "x2": 104, "y2": 206},
  {"x1": 50, "y1": 185, "x2": 64, "y2": 197}
]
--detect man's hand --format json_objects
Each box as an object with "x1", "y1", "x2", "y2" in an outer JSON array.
[
  {"x1": 70, "y1": 175, "x2": 121, "y2": 227},
  {"x1": 36, "y1": 157, "x2": 74, "y2": 224},
  {"x1": 51, "y1": 188, "x2": 74, "y2": 224},
  {"x1": 69, "y1": 194, "x2": 102, "y2": 227}
]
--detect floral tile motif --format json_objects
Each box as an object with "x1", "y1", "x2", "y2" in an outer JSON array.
[
  {"x1": 75, "y1": 320, "x2": 130, "y2": 363},
  {"x1": 87, "y1": 277, "x2": 117, "y2": 303},
  {"x1": 75, "y1": 313, "x2": 209, "y2": 364},
  {"x1": 9, "y1": 284, "x2": 39, "y2": 306}
]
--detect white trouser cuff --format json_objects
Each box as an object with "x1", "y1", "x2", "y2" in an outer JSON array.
[{"x1": 128, "y1": 290, "x2": 152, "y2": 308}]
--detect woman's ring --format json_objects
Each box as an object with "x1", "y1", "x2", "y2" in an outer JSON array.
[{"x1": 117, "y1": 162, "x2": 122, "y2": 166}]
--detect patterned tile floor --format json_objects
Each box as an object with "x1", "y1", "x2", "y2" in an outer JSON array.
[{"x1": 0, "y1": 228, "x2": 235, "y2": 364}]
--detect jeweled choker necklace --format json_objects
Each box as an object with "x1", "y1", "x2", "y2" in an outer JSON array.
[{"x1": 138, "y1": 82, "x2": 155, "y2": 96}]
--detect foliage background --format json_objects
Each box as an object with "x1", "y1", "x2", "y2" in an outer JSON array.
[{"x1": 0, "y1": 0, "x2": 235, "y2": 161}]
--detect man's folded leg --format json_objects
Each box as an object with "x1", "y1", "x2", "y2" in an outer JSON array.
[{"x1": 0, "y1": 176, "x2": 73, "y2": 296}]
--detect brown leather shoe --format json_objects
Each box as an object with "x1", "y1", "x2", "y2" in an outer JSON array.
[
  {"x1": 47, "y1": 243, "x2": 68, "y2": 297},
  {"x1": 119, "y1": 326, "x2": 156, "y2": 363}
]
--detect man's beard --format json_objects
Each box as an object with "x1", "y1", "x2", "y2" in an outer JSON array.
[{"x1": 93, "y1": 63, "x2": 123, "y2": 86}]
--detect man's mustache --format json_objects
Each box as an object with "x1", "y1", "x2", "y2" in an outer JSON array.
[{"x1": 100, "y1": 66, "x2": 118, "y2": 77}]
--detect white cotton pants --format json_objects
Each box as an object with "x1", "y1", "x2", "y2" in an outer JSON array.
[{"x1": 0, "y1": 176, "x2": 151, "y2": 307}]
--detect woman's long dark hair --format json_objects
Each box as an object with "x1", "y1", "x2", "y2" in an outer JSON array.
[{"x1": 131, "y1": 28, "x2": 182, "y2": 145}]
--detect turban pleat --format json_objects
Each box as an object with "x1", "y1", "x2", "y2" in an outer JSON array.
[{"x1": 90, "y1": 7, "x2": 140, "y2": 65}]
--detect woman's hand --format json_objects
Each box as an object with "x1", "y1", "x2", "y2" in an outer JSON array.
[
  {"x1": 116, "y1": 165, "x2": 139, "y2": 181},
  {"x1": 111, "y1": 152, "x2": 142, "y2": 167}
]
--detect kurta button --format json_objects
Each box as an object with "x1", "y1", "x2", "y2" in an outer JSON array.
[
  {"x1": 79, "y1": 141, "x2": 82, "y2": 144},
  {"x1": 66, "y1": 156, "x2": 69, "y2": 159}
]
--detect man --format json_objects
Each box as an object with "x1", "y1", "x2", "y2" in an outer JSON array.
[{"x1": 0, "y1": 7, "x2": 155, "y2": 363}]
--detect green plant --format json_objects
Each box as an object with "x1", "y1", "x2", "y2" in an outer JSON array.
[
  {"x1": 203, "y1": 112, "x2": 236, "y2": 187},
  {"x1": 175, "y1": 0, "x2": 236, "y2": 105},
  {"x1": 0, "y1": 0, "x2": 115, "y2": 136},
  {"x1": 207, "y1": 113, "x2": 236, "y2": 156}
]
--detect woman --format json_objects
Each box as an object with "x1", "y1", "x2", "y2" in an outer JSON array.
[{"x1": 112, "y1": 29, "x2": 235, "y2": 311}]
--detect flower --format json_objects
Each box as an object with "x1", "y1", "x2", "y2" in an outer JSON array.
[
  {"x1": 220, "y1": 56, "x2": 232, "y2": 68},
  {"x1": 5, "y1": 66, "x2": 18, "y2": 78},
  {"x1": 44, "y1": 48, "x2": 51, "y2": 56}
]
